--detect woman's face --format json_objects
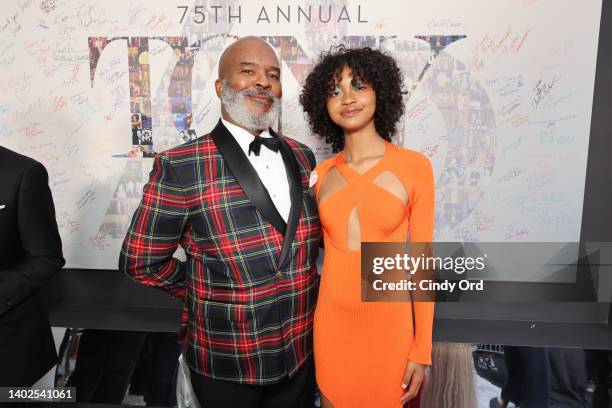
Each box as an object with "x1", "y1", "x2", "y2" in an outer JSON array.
[{"x1": 326, "y1": 66, "x2": 376, "y2": 133}]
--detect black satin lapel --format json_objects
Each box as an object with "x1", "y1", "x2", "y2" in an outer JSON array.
[
  {"x1": 272, "y1": 129, "x2": 305, "y2": 269},
  {"x1": 210, "y1": 120, "x2": 287, "y2": 235}
]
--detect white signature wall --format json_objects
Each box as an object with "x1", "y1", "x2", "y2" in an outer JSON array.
[{"x1": 0, "y1": 0, "x2": 602, "y2": 269}]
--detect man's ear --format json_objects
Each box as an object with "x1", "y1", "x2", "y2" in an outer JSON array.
[{"x1": 215, "y1": 79, "x2": 222, "y2": 98}]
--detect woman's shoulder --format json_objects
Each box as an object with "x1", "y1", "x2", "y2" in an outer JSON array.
[
  {"x1": 312, "y1": 154, "x2": 341, "y2": 193},
  {"x1": 390, "y1": 143, "x2": 433, "y2": 173},
  {"x1": 313, "y1": 153, "x2": 340, "y2": 176}
]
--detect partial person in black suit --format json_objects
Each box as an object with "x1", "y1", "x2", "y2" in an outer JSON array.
[
  {"x1": 490, "y1": 346, "x2": 551, "y2": 408},
  {"x1": 0, "y1": 146, "x2": 65, "y2": 386}
]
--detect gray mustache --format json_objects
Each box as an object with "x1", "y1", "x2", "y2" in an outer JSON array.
[{"x1": 240, "y1": 88, "x2": 278, "y2": 100}]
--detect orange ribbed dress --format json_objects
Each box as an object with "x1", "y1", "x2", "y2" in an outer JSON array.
[{"x1": 313, "y1": 141, "x2": 435, "y2": 408}]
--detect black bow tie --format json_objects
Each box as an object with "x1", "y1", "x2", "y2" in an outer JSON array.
[{"x1": 248, "y1": 136, "x2": 280, "y2": 156}]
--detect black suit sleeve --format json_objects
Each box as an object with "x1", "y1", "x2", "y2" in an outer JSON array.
[{"x1": 0, "y1": 161, "x2": 65, "y2": 315}]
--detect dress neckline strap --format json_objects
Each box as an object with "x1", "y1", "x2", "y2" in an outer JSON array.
[{"x1": 335, "y1": 141, "x2": 393, "y2": 183}]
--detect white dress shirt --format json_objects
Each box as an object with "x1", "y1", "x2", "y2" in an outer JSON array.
[{"x1": 221, "y1": 118, "x2": 291, "y2": 222}]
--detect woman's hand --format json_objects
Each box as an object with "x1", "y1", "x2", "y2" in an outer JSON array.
[{"x1": 400, "y1": 360, "x2": 427, "y2": 405}]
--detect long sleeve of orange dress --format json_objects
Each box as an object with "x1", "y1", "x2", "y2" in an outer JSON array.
[{"x1": 313, "y1": 141, "x2": 435, "y2": 408}]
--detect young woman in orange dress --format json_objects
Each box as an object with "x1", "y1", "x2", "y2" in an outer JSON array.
[{"x1": 300, "y1": 47, "x2": 435, "y2": 408}]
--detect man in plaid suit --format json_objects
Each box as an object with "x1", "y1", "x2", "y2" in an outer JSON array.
[{"x1": 120, "y1": 37, "x2": 321, "y2": 407}]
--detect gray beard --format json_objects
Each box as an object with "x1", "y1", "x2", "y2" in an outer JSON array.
[{"x1": 220, "y1": 79, "x2": 280, "y2": 132}]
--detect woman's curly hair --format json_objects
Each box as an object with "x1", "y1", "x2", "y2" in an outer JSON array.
[{"x1": 299, "y1": 46, "x2": 405, "y2": 152}]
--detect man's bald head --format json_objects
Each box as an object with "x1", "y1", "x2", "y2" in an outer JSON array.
[
  {"x1": 214, "y1": 36, "x2": 282, "y2": 135},
  {"x1": 218, "y1": 36, "x2": 279, "y2": 79}
]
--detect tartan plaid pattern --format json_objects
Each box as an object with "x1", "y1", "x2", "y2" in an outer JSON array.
[{"x1": 120, "y1": 129, "x2": 321, "y2": 385}]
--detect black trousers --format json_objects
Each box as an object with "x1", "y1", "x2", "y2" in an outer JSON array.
[
  {"x1": 501, "y1": 346, "x2": 551, "y2": 408},
  {"x1": 131, "y1": 332, "x2": 181, "y2": 406},
  {"x1": 549, "y1": 347, "x2": 588, "y2": 408},
  {"x1": 66, "y1": 329, "x2": 146, "y2": 403},
  {"x1": 591, "y1": 350, "x2": 612, "y2": 408},
  {"x1": 189, "y1": 357, "x2": 316, "y2": 408}
]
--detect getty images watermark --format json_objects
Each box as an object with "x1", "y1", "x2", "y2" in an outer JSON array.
[
  {"x1": 360, "y1": 242, "x2": 612, "y2": 302},
  {"x1": 371, "y1": 252, "x2": 487, "y2": 293}
]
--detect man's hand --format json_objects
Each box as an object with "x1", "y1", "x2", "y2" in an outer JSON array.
[{"x1": 400, "y1": 360, "x2": 427, "y2": 405}]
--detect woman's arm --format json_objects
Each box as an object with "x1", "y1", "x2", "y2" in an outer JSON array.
[{"x1": 407, "y1": 154, "x2": 435, "y2": 366}]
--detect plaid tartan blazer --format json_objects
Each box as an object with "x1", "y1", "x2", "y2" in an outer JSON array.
[{"x1": 120, "y1": 120, "x2": 321, "y2": 385}]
